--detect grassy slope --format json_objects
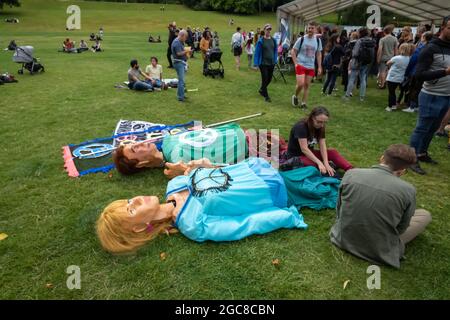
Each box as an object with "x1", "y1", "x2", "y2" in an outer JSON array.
[{"x1": 0, "y1": 0, "x2": 449, "y2": 299}]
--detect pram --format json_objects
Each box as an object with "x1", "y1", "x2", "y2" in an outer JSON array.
[
  {"x1": 203, "y1": 48, "x2": 224, "y2": 79},
  {"x1": 13, "y1": 46, "x2": 45, "y2": 75}
]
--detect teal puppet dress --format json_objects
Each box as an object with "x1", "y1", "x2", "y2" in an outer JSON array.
[
  {"x1": 166, "y1": 157, "x2": 308, "y2": 242},
  {"x1": 162, "y1": 123, "x2": 247, "y2": 165}
]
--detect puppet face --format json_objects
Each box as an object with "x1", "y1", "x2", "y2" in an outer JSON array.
[
  {"x1": 126, "y1": 196, "x2": 163, "y2": 229},
  {"x1": 122, "y1": 142, "x2": 160, "y2": 167}
]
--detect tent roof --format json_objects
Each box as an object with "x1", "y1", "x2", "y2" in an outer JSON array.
[{"x1": 277, "y1": 0, "x2": 450, "y2": 24}]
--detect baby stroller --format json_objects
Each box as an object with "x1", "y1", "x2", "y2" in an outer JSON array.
[
  {"x1": 13, "y1": 46, "x2": 45, "y2": 75},
  {"x1": 203, "y1": 48, "x2": 224, "y2": 78}
]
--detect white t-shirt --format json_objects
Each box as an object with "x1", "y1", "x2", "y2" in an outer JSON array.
[
  {"x1": 386, "y1": 55, "x2": 410, "y2": 83},
  {"x1": 231, "y1": 32, "x2": 243, "y2": 47},
  {"x1": 145, "y1": 64, "x2": 163, "y2": 80},
  {"x1": 245, "y1": 44, "x2": 255, "y2": 55}
]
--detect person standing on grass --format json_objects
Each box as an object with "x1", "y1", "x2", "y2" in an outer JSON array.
[
  {"x1": 167, "y1": 22, "x2": 177, "y2": 69},
  {"x1": 200, "y1": 30, "x2": 212, "y2": 74},
  {"x1": 244, "y1": 38, "x2": 255, "y2": 69},
  {"x1": 291, "y1": 21, "x2": 323, "y2": 109},
  {"x1": 322, "y1": 34, "x2": 344, "y2": 96},
  {"x1": 409, "y1": 16, "x2": 450, "y2": 175},
  {"x1": 344, "y1": 27, "x2": 376, "y2": 102},
  {"x1": 402, "y1": 32, "x2": 433, "y2": 113},
  {"x1": 377, "y1": 25, "x2": 399, "y2": 89},
  {"x1": 254, "y1": 24, "x2": 277, "y2": 103},
  {"x1": 330, "y1": 144, "x2": 431, "y2": 269},
  {"x1": 171, "y1": 30, "x2": 192, "y2": 102},
  {"x1": 286, "y1": 106, "x2": 353, "y2": 176},
  {"x1": 384, "y1": 43, "x2": 413, "y2": 112},
  {"x1": 341, "y1": 31, "x2": 359, "y2": 93},
  {"x1": 231, "y1": 27, "x2": 244, "y2": 70}
]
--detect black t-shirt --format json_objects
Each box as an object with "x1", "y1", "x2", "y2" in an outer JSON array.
[{"x1": 287, "y1": 121, "x2": 324, "y2": 157}]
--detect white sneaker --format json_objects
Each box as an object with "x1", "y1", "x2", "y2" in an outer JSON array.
[
  {"x1": 402, "y1": 107, "x2": 415, "y2": 113},
  {"x1": 385, "y1": 106, "x2": 393, "y2": 112},
  {"x1": 391, "y1": 105, "x2": 397, "y2": 110},
  {"x1": 153, "y1": 87, "x2": 162, "y2": 92}
]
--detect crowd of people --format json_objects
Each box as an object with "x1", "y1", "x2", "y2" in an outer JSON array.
[{"x1": 283, "y1": 19, "x2": 449, "y2": 175}]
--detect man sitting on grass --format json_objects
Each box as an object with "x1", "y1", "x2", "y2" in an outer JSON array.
[
  {"x1": 127, "y1": 59, "x2": 154, "y2": 91},
  {"x1": 330, "y1": 144, "x2": 432, "y2": 268}
]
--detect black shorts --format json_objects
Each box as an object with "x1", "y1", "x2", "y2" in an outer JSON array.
[{"x1": 233, "y1": 46, "x2": 242, "y2": 57}]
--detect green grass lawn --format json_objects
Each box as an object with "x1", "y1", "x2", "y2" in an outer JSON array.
[{"x1": 0, "y1": 0, "x2": 449, "y2": 300}]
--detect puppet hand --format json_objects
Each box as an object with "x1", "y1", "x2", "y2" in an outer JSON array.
[
  {"x1": 184, "y1": 158, "x2": 213, "y2": 175},
  {"x1": 164, "y1": 161, "x2": 188, "y2": 179}
]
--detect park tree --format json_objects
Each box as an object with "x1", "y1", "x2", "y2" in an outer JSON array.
[{"x1": 0, "y1": 0, "x2": 21, "y2": 9}]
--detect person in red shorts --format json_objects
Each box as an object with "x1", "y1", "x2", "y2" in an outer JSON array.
[{"x1": 291, "y1": 21, "x2": 323, "y2": 109}]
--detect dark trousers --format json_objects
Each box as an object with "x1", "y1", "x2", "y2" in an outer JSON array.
[
  {"x1": 410, "y1": 91, "x2": 450, "y2": 155},
  {"x1": 259, "y1": 65, "x2": 274, "y2": 98},
  {"x1": 408, "y1": 75, "x2": 424, "y2": 109},
  {"x1": 167, "y1": 46, "x2": 173, "y2": 68},
  {"x1": 387, "y1": 81, "x2": 400, "y2": 107},
  {"x1": 323, "y1": 70, "x2": 338, "y2": 94},
  {"x1": 341, "y1": 62, "x2": 349, "y2": 91}
]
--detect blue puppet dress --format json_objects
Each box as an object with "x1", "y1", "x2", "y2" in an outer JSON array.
[{"x1": 166, "y1": 157, "x2": 308, "y2": 242}]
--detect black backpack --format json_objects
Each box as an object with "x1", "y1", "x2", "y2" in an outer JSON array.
[{"x1": 358, "y1": 38, "x2": 375, "y2": 65}]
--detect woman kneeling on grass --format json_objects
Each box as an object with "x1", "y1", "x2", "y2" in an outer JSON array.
[
  {"x1": 287, "y1": 106, "x2": 353, "y2": 177},
  {"x1": 96, "y1": 157, "x2": 307, "y2": 254}
]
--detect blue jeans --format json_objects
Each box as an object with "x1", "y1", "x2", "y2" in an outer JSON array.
[
  {"x1": 346, "y1": 64, "x2": 369, "y2": 98},
  {"x1": 129, "y1": 80, "x2": 153, "y2": 91},
  {"x1": 323, "y1": 69, "x2": 338, "y2": 94},
  {"x1": 410, "y1": 91, "x2": 450, "y2": 155},
  {"x1": 173, "y1": 61, "x2": 186, "y2": 100},
  {"x1": 144, "y1": 78, "x2": 163, "y2": 88}
]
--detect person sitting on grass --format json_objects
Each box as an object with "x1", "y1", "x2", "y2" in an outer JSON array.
[
  {"x1": 77, "y1": 39, "x2": 89, "y2": 53},
  {"x1": 96, "y1": 157, "x2": 308, "y2": 254},
  {"x1": 330, "y1": 144, "x2": 432, "y2": 268},
  {"x1": 127, "y1": 59, "x2": 154, "y2": 91},
  {"x1": 145, "y1": 57, "x2": 167, "y2": 90},
  {"x1": 286, "y1": 106, "x2": 353, "y2": 177},
  {"x1": 91, "y1": 39, "x2": 102, "y2": 52},
  {"x1": 63, "y1": 38, "x2": 77, "y2": 53}
]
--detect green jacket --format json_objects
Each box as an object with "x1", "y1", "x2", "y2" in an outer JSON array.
[{"x1": 330, "y1": 165, "x2": 416, "y2": 268}]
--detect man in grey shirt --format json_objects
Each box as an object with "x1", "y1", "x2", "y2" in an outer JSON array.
[
  {"x1": 377, "y1": 25, "x2": 398, "y2": 89},
  {"x1": 330, "y1": 144, "x2": 431, "y2": 268}
]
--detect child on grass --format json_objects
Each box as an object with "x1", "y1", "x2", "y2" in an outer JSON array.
[{"x1": 385, "y1": 43, "x2": 414, "y2": 112}]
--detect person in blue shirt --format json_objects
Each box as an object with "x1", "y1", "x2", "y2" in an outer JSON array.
[
  {"x1": 171, "y1": 30, "x2": 193, "y2": 102},
  {"x1": 97, "y1": 157, "x2": 307, "y2": 254}
]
